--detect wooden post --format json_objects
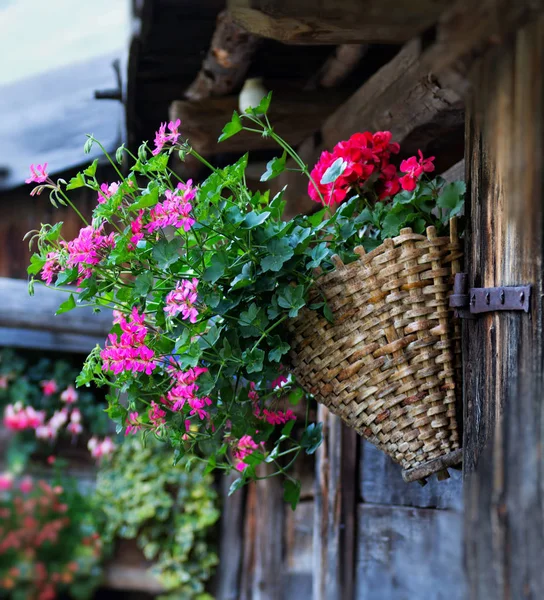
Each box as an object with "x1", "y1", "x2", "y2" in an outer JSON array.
[{"x1": 463, "y1": 14, "x2": 544, "y2": 599}]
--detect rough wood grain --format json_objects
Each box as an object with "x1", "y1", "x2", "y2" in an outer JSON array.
[
  {"x1": 284, "y1": 501, "x2": 314, "y2": 600},
  {"x1": 170, "y1": 90, "x2": 343, "y2": 157},
  {"x1": 360, "y1": 441, "x2": 463, "y2": 511},
  {"x1": 313, "y1": 405, "x2": 358, "y2": 600},
  {"x1": 185, "y1": 11, "x2": 261, "y2": 101},
  {"x1": 355, "y1": 504, "x2": 465, "y2": 600},
  {"x1": 0, "y1": 278, "x2": 113, "y2": 336},
  {"x1": 228, "y1": 0, "x2": 450, "y2": 44},
  {"x1": 463, "y1": 14, "x2": 544, "y2": 599},
  {"x1": 215, "y1": 474, "x2": 245, "y2": 600},
  {"x1": 0, "y1": 327, "x2": 104, "y2": 354},
  {"x1": 240, "y1": 465, "x2": 285, "y2": 600}
]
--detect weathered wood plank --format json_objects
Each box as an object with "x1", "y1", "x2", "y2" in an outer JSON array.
[
  {"x1": 185, "y1": 11, "x2": 261, "y2": 101},
  {"x1": 360, "y1": 441, "x2": 463, "y2": 511},
  {"x1": 441, "y1": 159, "x2": 465, "y2": 184},
  {"x1": 0, "y1": 327, "x2": 104, "y2": 354},
  {"x1": 0, "y1": 278, "x2": 113, "y2": 336},
  {"x1": 313, "y1": 406, "x2": 358, "y2": 600},
  {"x1": 355, "y1": 504, "x2": 465, "y2": 600},
  {"x1": 284, "y1": 501, "x2": 314, "y2": 600},
  {"x1": 170, "y1": 90, "x2": 344, "y2": 157},
  {"x1": 240, "y1": 464, "x2": 285, "y2": 600},
  {"x1": 215, "y1": 474, "x2": 245, "y2": 600},
  {"x1": 463, "y1": 14, "x2": 544, "y2": 599},
  {"x1": 228, "y1": 0, "x2": 450, "y2": 44}
]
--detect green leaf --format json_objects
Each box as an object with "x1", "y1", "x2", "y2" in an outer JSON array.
[
  {"x1": 260, "y1": 152, "x2": 286, "y2": 182},
  {"x1": 83, "y1": 158, "x2": 99, "y2": 177},
  {"x1": 28, "y1": 254, "x2": 46, "y2": 275},
  {"x1": 55, "y1": 293, "x2": 76, "y2": 315},
  {"x1": 134, "y1": 271, "x2": 154, "y2": 297},
  {"x1": 230, "y1": 262, "x2": 254, "y2": 290},
  {"x1": 130, "y1": 186, "x2": 160, "y2": 210},
  {"x1": 281, "y1": 419, "x2": 296, "y2": 437},
  {"x1": 288, "y1": 387, "x2": 304, "y2": 406},
  {"x1": 261, "y1": 238, "x2": 294, "y2": 272},
  {"x1": 66, "y1": 172, "x2": 86, "y2": 190},
  {"x1": 152, "y1": 239, "x2": 181, "y2": 270},
  {"x1": 243, "y1": 211, "x2": 271, "y2": 228},
  {"x1": 203, "y1": 252, "x2": 228, "y2": 284},
  {"x1": 301, "y1": 422, "x2": 323, "y2": 454},
  {"x1": 437, "y1": 181, "x2": 466, "y2": 220},
  {"x1": 45, "y1": 222, "x2": 63, "y2": 242},
  {"x1": 307, "y1": 242, "x2": 330, "y2": 269},
  {"x1": 268, "y1": 336, "x2": 290, "y2": 362},
  {"x1": 218, "y1": 111, "x2": 243, "y2": 142},
  {"x1": 283, "y1": 479, "x2": 301, "y2": 511},
  {"x1": 277, "y1": 285, "x2": 306, "y2": 318},
  {"x1": 242, "y1": 348, "x2": 265, "y2": 373},
  {"x1": 247, "y1": 90, "x2": 272, "y2": 116},
  {"x1": 320, "y1": 157, "x2": 347, "y2": 185},
  {"x1": 323, "y1": 302, "x2": 334, "y2": 323},
  {"x1": 228, "y1": 477, "x2": 245, "y2": 496},
  {"x1": 240, "y1": 303, "x2": 269, "y2": 337}
]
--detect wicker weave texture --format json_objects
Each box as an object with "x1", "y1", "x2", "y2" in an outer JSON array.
[{"x1": 288, "y1": 222, "x2": 462, "y2": 471}]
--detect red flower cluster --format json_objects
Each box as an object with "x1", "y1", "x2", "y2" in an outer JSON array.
[
  {"x1": 308, "y1": 131, "x2": 435, "y2": 206},
  {"x1": 308, "y1": 131, "x2": 401, "y2": 206}
]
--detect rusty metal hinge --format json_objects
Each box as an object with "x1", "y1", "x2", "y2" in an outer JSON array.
[{"x1": 449, "y1": 273, "x2": 532, "y2": 318}]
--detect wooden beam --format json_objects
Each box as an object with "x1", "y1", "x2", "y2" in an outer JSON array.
[
  {"x1": 185, "y1": 11, "x2": 261, "y2": 102},
  {"x1": 0, "y1": 277, "x2": 112, "y2": 337},
  {"x1": 228, "y1": 0, "x2": 450, "y2": 44},
  {"x1": 278, "y1": 39, "x2": 465, "y2": 219},
  {"x1": 463, "y1": 14, "x2": 544, "y2": 599},
  {"x1": 425, "y1": 0, "x2": 544, "y2": 97},
  {"x1": 0, "y1": 327, "x2": 104, "y2": 354},
  {"x1": 170, "y1": 90, "x2": 344, "y2": 157}
]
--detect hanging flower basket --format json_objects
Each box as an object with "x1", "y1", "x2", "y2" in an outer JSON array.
[{"x1": 288, "y1": 219, "x2": 463, "y2": 481}]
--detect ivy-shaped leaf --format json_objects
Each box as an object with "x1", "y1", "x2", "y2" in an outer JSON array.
[
  {"x1": 261, "y1": 238, "x2": 294, "y2": 272},
  {"x1": 277, "y1": 285, "x2": 306, "y2": 318},
  {"x1": 260, "y1": 152, "x2": 286, "y2": 182},
  {"x1": 301, "y1": 422, "x2": 324, "y2": 454},
  {"x1": 55, "y1": 293, "x2": 76, "y2": 315},
  {"x1": 66, "y1": 172, "x2": 86, "y2": 190},
  {"x1": 152, "y1": 238, "x2": 181, "y2": 270},
  {"x1": 218, "y1": 111, "x2": 243, "y2": 142},
  {"x1": 283, "y1": 479, "x2": 301, "y2": 511}
]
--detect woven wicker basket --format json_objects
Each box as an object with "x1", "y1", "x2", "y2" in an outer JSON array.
[{"x1": 288, "y1": 220, "x2": 463, "y2": 482}]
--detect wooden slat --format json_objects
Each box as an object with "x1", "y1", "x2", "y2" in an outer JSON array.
[
  {"x1": 0, "y1": 327, "x2": 104, "y2": 354},
  {"x1": 240, "y1": 465, "x2": 285, "y2": 600},
  {"x1": 313, "y1": 406, "x2": 359, "y2": 600},
  {"x1": 228, "y1": 0, "x2": 449, "y2": 44},
  {"x1": 170, "y1": 90, "x2": 344, "y2": 157},
  {"x1": 463, "y1": 15, "x2": 544, "y2": 599},
  {"x1": 360, "y1": 441, "x2": 463, "y2": 511},
  {"x1": 0, "y1": 278, "x2": 112, "y2": 336},
  {"x1": 441, "y1": 159, "x2": 465, "y2": 183},
  {"x1": 355, "y1": 504, "x2": 465, "y2": 599},
  {"x1": 215, "y1": 474, "x2": 245, "y2": 600},
  {"x1": 284, "y1": 501, "x2": 314, "y2": 600}
]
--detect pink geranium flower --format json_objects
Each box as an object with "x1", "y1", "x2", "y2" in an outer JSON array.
[
  {"x1": 146, "y1": 181, "x2": 196, "y2": 234},
  {"x1": 41, "y1": 379, "x2": 58, "y2": 396},
  {"x1": 25, "y1": 163, "x2": 49, "y2": 184},
  {"x1": 97, "y1": 181, "x2": 120, "y2": 204},
  {"x1": 19, "y1": 477, "x2": 33, "y2": 494},
  {"x1": 233, "y1": 434, "x2": 259, "y2": 472},
  {"x1": 164, "y1": 278, "x2": 199, "y2": 323},
  {"x1": 60, "y1": 385, "x2": 78, "y2": 404},
  {"x1": 62, "y1": 224, "x2": 115, "y2": 283},
  {"x1": 151, "y1": 119, "x2": 181, "y2": 155},
  {"x1": 41, "y1": 251, "x2": 63, "y2": 286},
  {"x1": 149, "y1": 401, "x2": 166, "y2": 428},
  {"x1": 125, "y1": 411, "x2": 141, "y2": 436}
]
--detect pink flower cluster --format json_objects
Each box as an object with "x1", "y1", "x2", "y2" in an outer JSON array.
[
  {"x1": 101, "y1": 308, "x2": 157, "y2": 376},
  {"x1": 164, "y1": 278, "x2": 199, "y2": 323},
  {"x1": 308, "y1": 131, "x2": 401, "y2": 205},
  {"x1": 152, "y1": 118, "x2": 181, "y2": 155},
  {"x1": 35, "y1": 407, "x2": 82, "y2": 440},
  {"x1": 62, "y1": 224, "x2": 115, "y2": 283},
  {"x1": 125, "y1": 411, "x2": 141, "y2": 436},
  {"x1": 233, "y1": 435, "x2": 259, "y2": 472},
  {"x1": 25, "y1": 163, "x2": 49, "y2": 184},
  {"x1": 261, "y1": 409, "x2": 296, "y2": 426},
  {"x1": 4, "y1": 403, "x2": 45, "y2": 431},
  {"x1": 399, "y1": 150, "x2": 435, "y2": 192},
  {"x1": 60, "y1": 385, "x2": 78, "y2": 404},
  {"x1": 97, "y1": 181, "x2": 120, "y2": 204},
  {"x1": 41, "y1": 379, "x2": 58, "y2": 397},
  {"x1": 0, "y1": 472, "x2": 13, "y2": 491},
  {"x1": 148, "y1": 401, "x2": 166, "y2": 428},
  {"x1": 41, "y1": 252, "x2": 62, "y2": 286},
  {"x1": 165, "y1": 366, "x2": 211, "y2": 420},
  {"x1": 146, "y1": 181, "x2": 196, "y2": 234},
  {"x1": 88, "y1": 436, "x2": 115, "y2": 459}
]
